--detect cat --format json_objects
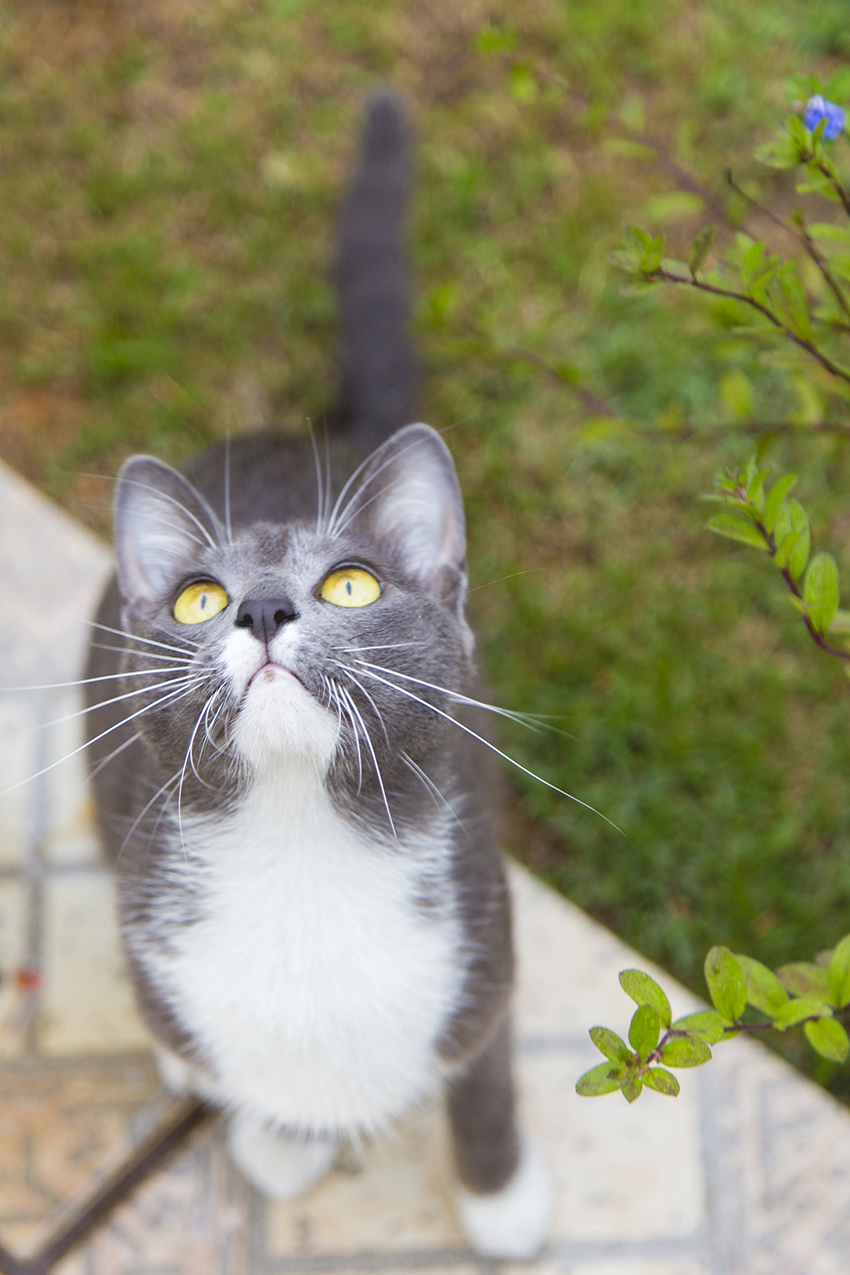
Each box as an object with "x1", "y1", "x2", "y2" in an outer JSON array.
[{"x1": 84, "y1": 91, "x2": 552, "y2": 1260}]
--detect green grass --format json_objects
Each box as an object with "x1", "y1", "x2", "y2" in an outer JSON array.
[{"x1": 3, "y1": 0, "x2": 850, "y2": 1096}]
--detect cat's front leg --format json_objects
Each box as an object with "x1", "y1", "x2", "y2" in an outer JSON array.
[{"x1": 448, "y1": 1013, "x2": 552, "y2": 1260}]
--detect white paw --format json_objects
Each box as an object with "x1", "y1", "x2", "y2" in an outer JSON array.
[
  {"x1": 455, "y1": 1134, "x2": 552, "y2": 1260},
  {"x1": 228, "y1": 1112, "x2": 337, "y2": 1200},
  {"x1": 154, "y1": 1045, "x2": 194, "y2": 1096}
]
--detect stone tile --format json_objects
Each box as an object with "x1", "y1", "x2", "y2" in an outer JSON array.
[
  {"x1": 509, "y1": 864, "x2": 700, "y2": 1043},
  {"x1": 519, "y1": 1048, "x2": 703, "y2": 1245},
  {"x1": 264, "y1": 1100, "x2": 465, "y2": 1258},
  {"x1": 39, "y1": 871, "x2": 150, "y2": 1055},
  {"x1": 510, "y1": 1261, "x2": 706, "y2": 1275},
  {"x1": 52, "y1": 1123, "x2": 251, "y2": 1275},
  {"x1": 0, "y1": 460, "x2": 112, "y2": 689},
  {"x1": 43, "y1": 691, "x2": 102, "y2": 866},
  {"x1": 0, "y1": 697, "x2": 38, "y2": 868},
  {"x1": 0, "y1": 878, "x2": 31, "y2": 1055}
]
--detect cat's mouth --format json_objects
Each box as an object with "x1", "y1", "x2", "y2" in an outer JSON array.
[{"x1": 248, "y1": 661, "x2": 305, "y2": 690}]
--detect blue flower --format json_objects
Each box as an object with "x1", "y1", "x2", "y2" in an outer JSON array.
[{"x1": 802, "y1": 94, "x2": 845, "y2": 141}]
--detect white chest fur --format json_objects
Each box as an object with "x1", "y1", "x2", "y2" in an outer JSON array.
[{"x1": 145, "y1": 765, "x2": 464, "y2": 1137}]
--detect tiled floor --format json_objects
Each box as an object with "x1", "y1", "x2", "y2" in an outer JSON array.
[{"x1": 1, "y1": 457, "x2": 850, "y2": 1274}]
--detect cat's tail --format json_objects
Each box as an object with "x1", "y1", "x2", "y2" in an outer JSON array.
[{"x1": 332, "y1": 90, "x2": 419, "y2": 453}]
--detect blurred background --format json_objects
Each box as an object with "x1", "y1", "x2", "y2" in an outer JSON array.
[{"x1": 2, "y1": 0, "x2": 850, "y2": 1101}]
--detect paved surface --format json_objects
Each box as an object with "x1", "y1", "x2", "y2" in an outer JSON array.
[{"x1": 1, "y1": 457, "x2": 850, "y2": 1275}]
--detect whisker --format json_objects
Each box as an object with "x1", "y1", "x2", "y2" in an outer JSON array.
[
  {"x1": 90, "y1": 643, "x2": 196, "y2": 665},
  {"x1": 336, "y1": 684, "x2": 395, "y2": 836},
  {"x1": 330, "y1": 680, "x2": 362, "y2": 792},
  {"x1": 38, "y1": 674, "x2": 205, "y2": 731},
  {"x1": 346, "y1": 664, "x2": 624, "y2": 836},
  {"x1": 224, "y1": 434, "x2": 234, "y2": 546},
  {"x1": 115, "y1": 476, "x2": 223, "y2": 551},
  {"x1": 335, "y1": 667, "x2": 390, "y2": 745},
  {"x1": 333, "y1": 642, "x2": 423, "y2": 653},
  {"x1": 84, "y1": 617, "x2": 200, "y2": 657},
  {"x1": 89, "y1": 730, "x2": 143, "y2": 780},
  {"x1": 117, "y1": 768, "x2": 182, "y2": 862},
  {"x1": 0, "y1": 681, "x2": 201, "y2": 799},
  {"x1": 400, "y1": 750, "x2": 470, "y2": 840},
  {"x1": 468, "y1": 569, "x2": 546, "y2": 594},
  {"x1": 308, "y1": 422, "x2": 326, "y2": 536},
  {"x1": 328, "y1": 433, "x2": 430, "y2": 539},
  {"x1": 0, "y1": 666, "x2": 193, "y2": 693}
]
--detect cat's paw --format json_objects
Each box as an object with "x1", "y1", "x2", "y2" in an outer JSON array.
[
  {"x1": 228, "y1": 1112, "x2": 337, "y2": 1200},
  {"x1": 455, "y1": 1134, "x2": 552, "y2": 1260}
]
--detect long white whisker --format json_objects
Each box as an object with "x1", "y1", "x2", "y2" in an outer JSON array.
[
  {"x1": 0, "y1": 665, "x2": 192, "y2": 693},
  {"x1": 89, "y1": 730, "x2": 143, "y2": 779},
  {"x1": 90, "y1": 643, "x2": 197, "y2": 665},
  {"x1": 331, "y1": 681, "x2": 362, "y2": 792},
  {"x1": 116, "y1": 476, "x2": 222, "y2": 550},
  {"x1": 224, "y1": 434, "x2": 234, "y2": 546},
  {"x1": 38, "y1": 675, "x2": 204, "y2": 731},
  {"x1": 309, "y1": 422, "x2": 326, "y2": 536},
  {"x1": 0, "y1": 682, "x2": 201, "y2": 799},
  {"x1": 351, "y1": 660, "x2": 550, "y2": 734},
  {"x1": 117, "y1": 769, "x2": 182, "y2": 862},
  {"x1": 347, "y1": 665, "x2": 624, "y2": 836},
  {"x1": 328, "y1": 433, "x2": 430, "y2": 538},
  {"x1": 335, "y1": 667, "x2": 390, "y2": 745},
  {"x1": 400, "y1": 750, "x2": 470, "y2": 839},
  {"x1": 333, "y1": 642, "x2": 423, "y2": 653},
  {"x1": 336, "y1": 685, "x2": 395, "y2": 836},
  {"x1": 85, "y1": 618, "x2": 199, "y2": 656}
]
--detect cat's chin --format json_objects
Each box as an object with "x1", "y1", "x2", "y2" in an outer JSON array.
[{"x1": 233, "y1": 664, "x2": 338, "y2": 771}]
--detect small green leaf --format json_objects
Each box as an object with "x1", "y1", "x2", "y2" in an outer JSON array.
[
  {"x1": 807, "y1": 222, "x2": 850, "y2": 243},
  {"x1": 704, "y1": 946, "x2": 747, "y2": 1020},
  {"x1": 689, "y1": 225, "x2": 716, "y2": 277},
  {"x1": 576, "y1": 1062, "x2": 624, "y2": 1096},
  {"x1": 787, "y1": 500, "x2": 810, "y2": 579},
  {"x1": 589, "y1": 1026, "x2": 632, "y2": 1062},
  {"x1": 772, "y1": 996, "x2": 832, "y2": 1031},
  {"x1": 774, "y1": 530, "x2": 800, "y2": 568},
  {"x1": 618, "y1": 970, "x2": 673, "y2": 1027},
  {"x1": 763, "y1": 474, "x2": 797, "y2": 533},
  {"x1": 641, "y1": 1067, "x2": 680, "y2": 1097},
  {"x1": 776, "y1": 961, "x2": 832, "y2": 1000},
  {"x1": 804, "y1": 1017, "x2": 850, "y2": 1062},
  {"x1": 828, "y1": 935, "x2": 850, "y2": 1008},
  {"x1": 628, "y1": 1004, "x2": 661, "y2": 1062},
  {"x1": 707, "y1": 515, "x2": 769, "y2": 550},
  {"x1": 734, "y1": 954, "x2": 789, "y2": 1016},
  {"x1": 755, "y1": 133, "x2": 801, "y2": 169},
  {"x1": 620, "y1": 1076, "x2": 643, "y2": 1103},
  {"x1": 671, "y1": 1011, "x2": 733, "y2": 1044},
  {"x1": 660, "y1": 1036, "x2": 712, "y2": 1068},
  {"x1": 804, "y1": 553, "x2": 840, "y2": 633}
]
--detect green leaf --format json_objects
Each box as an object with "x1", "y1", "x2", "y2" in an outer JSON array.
[
  {"x1": 734, "y1": 954, "x2": 789, "y2": 1016},
  {"x1": 589, "y1": 1026, "x2": 632, "y2": 1062},
  {"x1": 641, "y1": 1067, "x2": 680, "y2": 1097},
  {"x1": 621, "y1": 1076, "x2": 643, "y2": 1103},
  {"x1": 763, "y1": 474, "x2": 797, "y2": 533},
  {"x1": 804, "y1": 553, "x2": 840, "y2": 633},
  {"x1": 671, "y1": 1011, "x2": 733, "y2": 1044},
  {"x1": 807, "y1": 222, "x2": 850, "y2": 244},
  {"x1": 618, "y1": 969, "x2": 673, "y2": 1027},
  {"x1": 828, "y1": 935, "x2": 850, "y2": 1008},
  {"x1": 628, "y1": 1003, "x2": 661, "y2": 1062},
  {"x1": 787, "y1": 500, "x2": 810, "y2": 579},
  {"x1": 689, "y1": 225, "x2": 716, "y2": 277},
  {"x1": 777, "y1": 961, "x2": 833, "y2": 1000},
  {"x1": 772, "y1": 996, "x2": 832, "y2": 1031},
  {"x1": 804, "y1": 1017, "x2": 850, "y2": 1062},
  {"x1": 720, "y1": 369, "x2": 755, "y2": 421},
  {"x1": 642, "y1": 192, "x2": 705, "y2": 225},
  {"x1": 704, "y1": 947, "x2": 748, "y2": 1020},
  {"x1": 755, "y1": 133, "x2": 801, "y2": 170},
  {"x1": 707, "y1": 515, "x2": 768, "y2": 550},
  {"x1": 576, "y1": 1062, "x2": 625, "y2": 1096},
  {"x1": 660, "y1": 1036, "x2": 712, "y2": 1067},
  {"x1": 774, "y1": 530, "x2": 800, "y2": 568}
]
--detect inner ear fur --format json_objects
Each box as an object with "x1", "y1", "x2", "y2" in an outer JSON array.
[{"x1": 114, "y1": 455, "x2": 224, "y2": 607}]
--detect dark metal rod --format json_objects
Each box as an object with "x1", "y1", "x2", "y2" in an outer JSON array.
[{"x1": 0, "y1": 1099, "x2": 213, "y2": 1275}]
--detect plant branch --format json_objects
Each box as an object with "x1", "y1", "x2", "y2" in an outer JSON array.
[
  {"x1": 816, "y1": 160, "x2": 850, "y2": 220},
  {"x1": 725, "y1": 170, "x2": 850, "y2": 323},
  {"x1": 641, "y1": 1002, "x2": 850, "y2": 1073},
  {"x1": 646, "y1": 266, "x2": 850, "y2": 386}
]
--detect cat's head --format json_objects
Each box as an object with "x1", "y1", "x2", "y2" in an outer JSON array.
[{"x1": 113, "y1": 424, "x2": 474, "y2": 829}]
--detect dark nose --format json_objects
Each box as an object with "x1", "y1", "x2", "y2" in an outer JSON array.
[{"x1": 235, "y1": 597, "x2": 299, "y2": 644}]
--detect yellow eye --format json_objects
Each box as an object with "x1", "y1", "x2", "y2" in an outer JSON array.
[
  {"x1": 320, "y1": 567, "x2": 382, "y2": 608},
  {"x1": 173, "y1": 581, "x2": 229, "y2": 625}
]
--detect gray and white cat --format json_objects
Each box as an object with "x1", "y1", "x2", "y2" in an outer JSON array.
[{"x1": 84, "y1": 93, "x2": 552, "y2": 1259}]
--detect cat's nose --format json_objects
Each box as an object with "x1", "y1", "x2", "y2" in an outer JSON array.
[{"x1": 235, "y1": 597, "x2": 299, "y2": 644}]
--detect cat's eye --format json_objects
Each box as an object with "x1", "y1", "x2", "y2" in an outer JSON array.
[
  {"x1": 173, "y1": 581, "x2": 229, "y2": 625},
  {"x1": 320, "y1": 567, "x2": 382, "y2": 608}
]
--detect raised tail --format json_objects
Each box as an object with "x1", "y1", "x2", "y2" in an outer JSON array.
[{"x1": 332, "y1": 90, "x2": 419, "y2": 453}]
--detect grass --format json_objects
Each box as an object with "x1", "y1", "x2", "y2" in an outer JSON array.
[{"x1": 3, "y1": 0, "x2": 850, "y2": 1096}]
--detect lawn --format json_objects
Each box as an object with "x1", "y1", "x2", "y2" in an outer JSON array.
[{"x1": 3, "y1": 0, "x2": 850, "y2": 1096}]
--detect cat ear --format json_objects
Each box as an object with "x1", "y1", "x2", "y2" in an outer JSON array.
[
  {"x1": 342, "y1": 423, "x2": 466, "y2": 588},
  {"x1": 114, "y1": 456, "x2": 224, "y2": 605}
]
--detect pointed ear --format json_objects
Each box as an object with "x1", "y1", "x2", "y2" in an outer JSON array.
[
  {"x1": 114, "y1": 456, "x2": 224, "y2": 606},
  {"x1": 343, "y1": 424, "x2": 466, "y2": 588}
]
